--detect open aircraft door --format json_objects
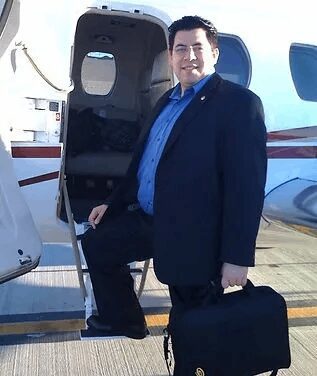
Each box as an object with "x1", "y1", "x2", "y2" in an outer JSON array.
[
  {"x1": 0, "y1": 0, "x2": 42, "y2": 284},
  {"x1": 0, "y1": 138, "x2": 42, "y2": 284}
]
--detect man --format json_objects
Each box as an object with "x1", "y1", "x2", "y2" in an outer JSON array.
[{"x1": 81, "y1": 15, "x2": 267, "y2": 345}]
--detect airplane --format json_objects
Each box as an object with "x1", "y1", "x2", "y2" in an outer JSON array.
[{"x1": 0, "y1": 0, "x2": 317, "y2": 304}]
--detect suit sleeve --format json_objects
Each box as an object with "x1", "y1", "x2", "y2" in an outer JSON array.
[{"x1": 220, "y1": 92, "x2": 267, "y2": 266}]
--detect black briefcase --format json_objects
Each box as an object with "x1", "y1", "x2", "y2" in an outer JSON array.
[{"x1": 164, "y1": 280, "x2": 291, "y2": 376}]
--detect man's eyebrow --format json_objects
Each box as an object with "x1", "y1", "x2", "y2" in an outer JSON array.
[{"x1": 174, "y1": 42, "x2": 203, "y2": 47}]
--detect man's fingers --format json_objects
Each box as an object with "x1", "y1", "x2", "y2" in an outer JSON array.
[
  {"x1": 88, "y1": 208, "x2": 98, "y2": 221},
  {"x1": 221, "y1": 276, "x2": 229, "y2": 289},
  {"x1": 223, "y1": 277, "x2": 246, "y2": 288},
  {"x1": 88, "y1": 209, "x2": 100, "y2": 229},
  {"x1": 89, "y1": 217, "x2": 96, "y2": 229},
  {"x1": 221, "y1": 263, "x2": 249, "y2": 289},
  {"x1": 88, "y1": 205, "x2": 108, "y2": 229},
  {"x1": 94, "y1": 210, "x2": 105, "y2": 225},
  {"x1": 241, "y1": 275, "x2": 248, "y2": 286},
  {"x1": 229, "y1": 279, "x2": 237, "y2": 287},
  {"x1": 88, "y1": 216, "x2": 96, "y2": 227},
  {"x1": 88, "y1": 211, "x2": 97, "y2": 224}
]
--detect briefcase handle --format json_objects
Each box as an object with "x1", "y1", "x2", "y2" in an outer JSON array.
[
  {"x1": 242, "y1": 278, "x2": 256, "y2": 293},
  {"x1": 209, "y1": 278, "x2": 257, "y2": 304}
]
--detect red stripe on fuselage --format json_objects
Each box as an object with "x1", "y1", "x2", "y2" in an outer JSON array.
[
  {"x1": 18, "y1": 171, "x2": 59, "y2": 187},
  {"x1": 267, "y1": 126, "x2": 317, "y2": 141},
  {"x1": 12, "y1": 146, "x2": 61, "y2": 158},
  {"x1": 11, "y1": 132, "x2": 317, "y2": 163},
  {"x1": 267, "y1": 146, "x2": 317, "y2": 158}
]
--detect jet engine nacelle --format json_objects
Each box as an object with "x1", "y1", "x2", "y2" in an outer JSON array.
[{"x1": 263, "y1": 178, "x2": 317, "y2": 238}]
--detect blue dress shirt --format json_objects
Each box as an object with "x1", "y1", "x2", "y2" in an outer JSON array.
[{"x1": 137, "y1": 74, "x2": 213, "y2": 215}]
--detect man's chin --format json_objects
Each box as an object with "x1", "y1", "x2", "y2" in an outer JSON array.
[{"x1": 182, "y1": 77, "x2": 202, "y2": 88}]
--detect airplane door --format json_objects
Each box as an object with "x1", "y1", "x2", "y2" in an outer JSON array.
[
  {"x1": 0, "y1": 0, "x2": 42, "y2": 284},
  {"x1": 0, "y1": 138, "x2": 42, "y2": 284}
]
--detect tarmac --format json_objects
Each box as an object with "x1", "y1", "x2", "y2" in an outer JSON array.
[{"x1": 0, "y1": 222, "x2": 316, "y2": 376}]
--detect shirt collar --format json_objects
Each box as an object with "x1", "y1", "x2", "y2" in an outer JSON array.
[{"x1": 169, "y1": 72, "x2": 215, "y2": 100}]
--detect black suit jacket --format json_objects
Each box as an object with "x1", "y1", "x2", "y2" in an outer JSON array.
[{"x1": 107, "y1": 74, "x2": 267, "y2": 286}]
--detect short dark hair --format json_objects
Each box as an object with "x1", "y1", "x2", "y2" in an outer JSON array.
[{"x1": 168, "y1": 16, "x2": 218, "y2": 51}]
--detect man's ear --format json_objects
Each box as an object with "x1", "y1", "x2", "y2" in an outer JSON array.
[{"x1": 212, "y1": 47, "x2": 220, "y2": 64}]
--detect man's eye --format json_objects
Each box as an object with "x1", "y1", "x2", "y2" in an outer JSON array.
[{"x1": 175, "y1": 47, "x2": 187, "y2": 53}]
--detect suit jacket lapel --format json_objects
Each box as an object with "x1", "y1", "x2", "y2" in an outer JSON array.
[{"x1": 161, "y1": 73, "x2": 222, "y2": 159}]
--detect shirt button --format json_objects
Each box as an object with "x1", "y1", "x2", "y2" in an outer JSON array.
[
  {"x1": 157, "y1": 138, "x2": 160, "y2": 142},
  {"x1": 147, "y1": 180, "x2": 151, "y2": 184},
  {"x1": 151, "y1": 159, "x2": 154, "y2": 162}
]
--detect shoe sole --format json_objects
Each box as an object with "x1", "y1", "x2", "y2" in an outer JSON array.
[{"x1": 86, "y1": 325, "x2": 149, "y2": 340}]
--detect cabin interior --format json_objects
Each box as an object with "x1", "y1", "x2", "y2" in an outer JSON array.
[{"x1": 61, "y1": 10, "x2": 173, "y2": 223}]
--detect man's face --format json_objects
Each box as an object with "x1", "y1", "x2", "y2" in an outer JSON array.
[{"x1": 169, "y1": 28, "x2": 219, "y2": 93}]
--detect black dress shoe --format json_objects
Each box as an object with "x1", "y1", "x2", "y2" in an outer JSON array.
[{"x1": 86, "y1": 315, "x2": 149, "y2": 339}]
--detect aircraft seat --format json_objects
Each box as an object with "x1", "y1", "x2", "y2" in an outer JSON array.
[
  {"x1": 66, "y1": 149, "x2": 132, "y2": 177},
  {"x1": 65, "y1": 106, "x2": 138, "y2": 177},
  {"x1": 149, "y1": 49, "x2": 172, "y2": 108},
  {"x1": 140, "y1": 49, "x2": 172, "y2": 118}
]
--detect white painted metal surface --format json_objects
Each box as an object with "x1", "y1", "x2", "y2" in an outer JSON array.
[{"x1": 0, "y1": 135, "x2": 42, "y2": 283}]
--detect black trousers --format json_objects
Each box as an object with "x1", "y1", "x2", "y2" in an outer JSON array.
[{"x1": 81, "y1": 207, "x2": 153, "y2": 327}]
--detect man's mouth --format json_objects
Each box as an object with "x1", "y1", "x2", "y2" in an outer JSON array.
[{"x1": 182, "y1": 65, "x2": 198, "y2": 70}]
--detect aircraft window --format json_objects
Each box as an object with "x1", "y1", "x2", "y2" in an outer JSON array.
[
  {"x1": 81, "y1": 52, "x2": 116, "y2": 95},
  {"x1": 217, "y1": 34, "x2": 251, "y2": 88},
  {"x1": 289, "y1": 43, "x2": 317, "y2": 102}
]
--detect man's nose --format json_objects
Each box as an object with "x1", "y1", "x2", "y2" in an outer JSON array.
[{"x1": 185, "y1": 46, "x2": 197, "y2": 61}]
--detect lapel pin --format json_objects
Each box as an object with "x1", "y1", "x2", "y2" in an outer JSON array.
[{"x1": 200, "y1": 96, "x2": 206, "y2": 101}]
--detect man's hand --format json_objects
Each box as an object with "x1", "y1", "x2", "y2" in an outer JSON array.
[
  {"x1": 88, "y1": 204, "x2": 108, "y2": 229},
  {"x1": 221, "y1": 262, "x2": 248, "y2": 289}
]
